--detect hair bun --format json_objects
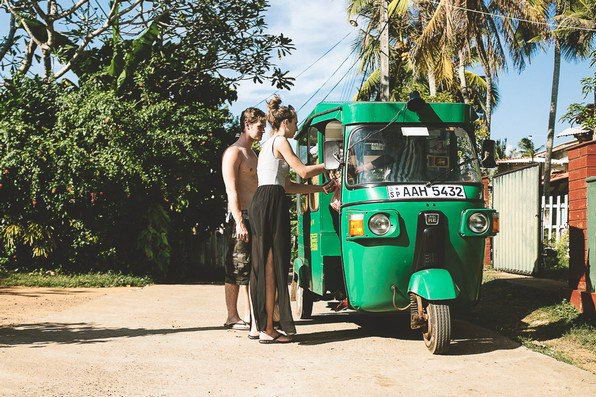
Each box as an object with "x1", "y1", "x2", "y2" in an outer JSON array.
[{"x1": 267, "y1": 95, "x2": 282, "y2": 112}]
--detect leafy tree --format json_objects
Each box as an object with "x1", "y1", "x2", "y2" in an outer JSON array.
[
  {"x1": 495, "y1": 138, "x2": 511, "y2": 160},
  {"x1": 0, "y1": 0, "x2": 295, "y2": 90},
  {"x1": 560, "y1": 51, "x2": 595, "y2": 139},
  {"x1": 0, "y1": 1, "x2": 295, "y2": 279},
  {"x1": 540, "y1": 0, "x2": 595, "y2": 195}
]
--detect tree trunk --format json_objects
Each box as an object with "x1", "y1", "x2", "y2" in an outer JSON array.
[
  {"x1": 543, "y1": 39, "x2": 561, "y2": 197},
  {"x1": 428, "y1": 70, "x2": 437, "y2": 97},
  {"x1": 379, "y1": 0, "x2": 390, "y2": 101},
  {"x1": 43, "y1": 50, "x2": 52, "y2": 77},
  {"x1": 458, "y1": 50, "x2": 470, "y2": 103},
  {"x1": 485, "y1": 72, "x2": 492, "y2": 133},
  {"x1": 475, "y1": 34, "x2": 492, "y2": 135},
  {"x1": 18, "y1": 40, "x2": 37, "y2": 75}
]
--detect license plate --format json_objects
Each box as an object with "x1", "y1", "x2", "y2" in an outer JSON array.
[{"x1": 387, "y1": 184, "x2": 466, "y2": 200}]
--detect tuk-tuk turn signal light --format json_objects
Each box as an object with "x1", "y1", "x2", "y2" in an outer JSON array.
[
  {"x1": 492, "y1": 214, "x2": 500, "y2": 233},
  {"x1": 349, "y1": 213, "x2": 365, "y2": 236}
]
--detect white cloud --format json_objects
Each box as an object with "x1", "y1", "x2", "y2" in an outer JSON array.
[{"x1": 231, "y1": 0, "x2": 358, "y2": 119}]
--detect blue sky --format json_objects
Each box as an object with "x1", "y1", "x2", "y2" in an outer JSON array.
[
  {"x1": 1, "y1": 0, "x2": 593, "y2": 149},
  {"x1": 231, "y1": 0, "x2": 594, "y2": 150}
]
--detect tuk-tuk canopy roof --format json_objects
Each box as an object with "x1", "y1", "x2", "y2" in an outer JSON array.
[{"x1": 296, "y1": 101, "x2": 476, "y2": 140}]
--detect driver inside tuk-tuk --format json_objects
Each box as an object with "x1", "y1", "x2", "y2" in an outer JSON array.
[{"x1": 348, "y1": 126, "x2": 428, "y2": 184}]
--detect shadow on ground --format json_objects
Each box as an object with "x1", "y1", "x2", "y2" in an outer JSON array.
[
  {"x1": 294, "y1": 311, "x2": 519, "y2": 355},
  {"x1": 462, "y1": 276, "x2": 594, "y2": 343},
  {"x1": 0, "y1": 323, "x2": 223, "y2": 348},
  {"x1": 0, "y1": 287, "x2": 97, "y2": 298}
]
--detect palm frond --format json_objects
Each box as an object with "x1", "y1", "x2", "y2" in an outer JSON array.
[{"x1": 355, "y1": 68, "x2": 380, "y2": 100}]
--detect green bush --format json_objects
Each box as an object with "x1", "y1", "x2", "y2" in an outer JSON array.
[
  {"x1": 0, "y1": 76, "x2": 233, "y2": 279},
  {"x1": 553, "y1": 231, "x2": 570, "y2": 268}
]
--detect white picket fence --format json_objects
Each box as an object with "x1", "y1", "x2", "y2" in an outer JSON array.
[{"x1": 541, "y1": 194, "x2": 568, "y2": 241}]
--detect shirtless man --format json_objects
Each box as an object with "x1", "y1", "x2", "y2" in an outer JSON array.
[{"x1": 221, "y1": 107, "x2": 265, "y2": 335}]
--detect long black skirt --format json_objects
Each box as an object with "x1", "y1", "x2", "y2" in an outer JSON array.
[{"x1": 248, "y1": 184, "x2": 296, "y2": 335}]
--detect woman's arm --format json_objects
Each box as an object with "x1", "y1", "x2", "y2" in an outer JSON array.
[
  {"x1": 284, "y1": 177, "x2": 335, "y2": 194},
  {"x1": 275, "y1": 136, "x2": 325, "y2": 179},
  {"x1": 285, "y1": 179, "x2": 324, "y2": 194}
]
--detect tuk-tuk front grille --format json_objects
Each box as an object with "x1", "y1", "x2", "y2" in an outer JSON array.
[{"x1": 412, "y1": 211, "x2": 446, "y2": 272}]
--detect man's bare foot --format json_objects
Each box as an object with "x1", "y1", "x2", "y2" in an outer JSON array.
[{"x1": 223, "y1": 317, "x2": 249, "y2": 330}]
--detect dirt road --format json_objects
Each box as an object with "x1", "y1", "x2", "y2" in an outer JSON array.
[{"x1": 1, "y1": 285, "x2": 594, "y2": 396}]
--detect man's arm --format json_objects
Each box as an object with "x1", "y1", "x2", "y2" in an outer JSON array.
[{"x1": 222, "y1": 147, "x2": 249, "y2": 242}]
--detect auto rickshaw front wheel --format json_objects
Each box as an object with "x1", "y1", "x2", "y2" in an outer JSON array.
[{"x1": 422, "y1": 302, "x2": 451, "y2": 354}]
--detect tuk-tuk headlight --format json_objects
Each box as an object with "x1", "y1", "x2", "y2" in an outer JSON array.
[
  {"x1": 369, "y1": 213, "x2": 391, "y2": 236},
  {"x1": 468, "y1": 212, "x2": 489, "y2": 234}
]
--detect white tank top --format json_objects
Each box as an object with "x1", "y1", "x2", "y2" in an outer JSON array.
[{"x1": 258, "y1": 135, "x2": 290, "y2": 186}]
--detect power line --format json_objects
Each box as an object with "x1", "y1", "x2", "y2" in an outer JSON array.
[
  {"x1": 319, "y1": 55, "x2": 361, "y2": 103},
  {"x1": 345, "y1": 64, "x2": 360, "y2": 100},
  {"x1": 339, "y1": 61, "x2": 358, "y2": 100},
  {"x1": 428, "y1": 0, "x2": 596, "y2": 33},
  {"x1": 298, "y1": 18, "x2": 393, "y2": 114},
  {"x1": 296, "y1": 44, "x2": 359, "y2": 112},
  {"x1": 255, "y1": 31, "x2": 354, "y2": 106}
]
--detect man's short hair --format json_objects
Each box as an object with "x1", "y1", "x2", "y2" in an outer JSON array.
[{"x1": 240, "y1": 107, "x2": 266, "y2": 132}]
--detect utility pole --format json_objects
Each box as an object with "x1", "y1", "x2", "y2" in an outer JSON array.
[{"x1": 379, "y1": 0, "x2": 390, "y2": 101}]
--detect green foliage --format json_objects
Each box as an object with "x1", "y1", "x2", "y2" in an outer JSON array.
[
  {"x1": 467, "y1": 272, "x2": 595, "y2": 370},
  {"x1": 517, "y1": 136, "x2": 543, "y2": 159},
  {"x1": 560, "y1": 75, "x2": 595, "y2": 136},
  {"x1": 0, "y1": 0, "x2": 291, "y2": 281},
  {"x1": 0, "y1": 268, "x2": 152, "y2": 287},
  {"x1": 0, "y1": 76, "x2": 233, "y2": 278},
  {"x1": 543, "y1": 231, "x2": 570, "y2": 275},
  {"x1": 553, "y1": 231, "x2": 570, "y2": 268}
]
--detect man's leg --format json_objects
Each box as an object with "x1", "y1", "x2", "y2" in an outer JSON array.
[
  {"x1": 224, "y1": 283, "x2": 242, "y2": 324},
  {"x1": 224, "y1": 229, "x2": 250, "y2": 328},
  {"x1": 238, "y1": 284, "x2": 251, "y2": 323}
]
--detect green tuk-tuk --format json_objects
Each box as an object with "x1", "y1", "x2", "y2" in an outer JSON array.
[{"x1": 292, "y1": 96, "x2": 499, "y2": 354}]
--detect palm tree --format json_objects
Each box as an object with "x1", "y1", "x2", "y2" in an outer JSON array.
[
  {"x1": 542, "y1": 0, "x2": 595, "y2": 196},
  {"x1": 412, "y1": 0, "x2": 543, "y2": 136},
  {"x1": 518, "y1": 136, "x2": 544, "y2": 161},
  {"x1": 348, "y1": 0, "x2": 474, "y2": 103}
]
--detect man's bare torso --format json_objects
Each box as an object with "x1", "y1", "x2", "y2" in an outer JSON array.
[{"x1": 228, "y1": 143, "x2": 258, "y2": 211}]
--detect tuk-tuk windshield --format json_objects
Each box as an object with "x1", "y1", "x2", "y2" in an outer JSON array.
[{"x1": 346, "y1": 125, "x2": 481, "y2": 186}]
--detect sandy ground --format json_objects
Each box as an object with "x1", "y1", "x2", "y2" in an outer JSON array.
[
  {"x1": 0, "y1": 284, "x2": 595, "y2": 397},
  {"x1": 0, "y1": 286, "x2": 131, "y2": 327}
]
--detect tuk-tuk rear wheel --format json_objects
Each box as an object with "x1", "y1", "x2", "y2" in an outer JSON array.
[
  {"x1": 422, "y1": 303, "x2": 451, "y2": 354},
  {"x1": 293, "y1": 283, "x2": 314, "y2": 319}
]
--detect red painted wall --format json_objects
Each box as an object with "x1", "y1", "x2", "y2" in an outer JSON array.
[{"x1": 567, "y1": 140, "x2": 596, "y2": 314}]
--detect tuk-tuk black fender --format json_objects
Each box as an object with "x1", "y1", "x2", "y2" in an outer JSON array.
[
  {"x1": 408, "y1": 269, "x2": 459, "y2": 301},
  {"x1": 293, "y1": 257, "x2": 311, "y2": 289}
]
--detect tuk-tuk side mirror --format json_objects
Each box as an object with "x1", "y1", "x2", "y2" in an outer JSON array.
[
  {"x1": 481, "y1": 139, "x2": 497, "y2": 168},
  {"x1": 323, "y1": 140, "x2": 343, "y2": 170}
]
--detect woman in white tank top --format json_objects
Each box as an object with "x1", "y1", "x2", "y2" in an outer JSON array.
[{"x1": 249, "y1": 95, "x2": 334, "y2": 344}]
